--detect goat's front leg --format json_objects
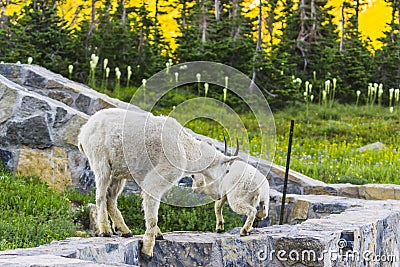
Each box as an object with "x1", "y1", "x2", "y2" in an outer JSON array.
[
  {"x1": 141, "y1": 192, "x2": 163, "y2": 258},
  {"x1": 240, "y1": 205, "x2": 257, "y2": 236},
  {"x1": 231, "y1": 202, "x2": 257, "y2": 236},
  {"x1": 215, "y1": 195, "x2": 227, "y2": 233}
]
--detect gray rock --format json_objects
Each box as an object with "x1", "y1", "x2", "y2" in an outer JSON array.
[
  {"x1": 4, "y1": 115, "x2": 52, "y2": 149},
  {"x1": 48, "y1": 90, "x2": 74, "y2": 106},
  {"x1": 54, "y1": 107, "x2": 71, "y2": 128},
  {"x1": 20, "y1": 95, "x2": 51, "y2": 115},
  {"x1": 75, "y1": 94, "x2": 91, "y2": 114},
  {"x1": 0, "y1": 149, "x2": 13, "y2": 170},
  {"x1": 357, "y1": 141, "x2": 386, "y2": 152}
]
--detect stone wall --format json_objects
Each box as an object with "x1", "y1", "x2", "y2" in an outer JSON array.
[{"x1": 1, "y1": 193, "x2": 400, "y2": 266}]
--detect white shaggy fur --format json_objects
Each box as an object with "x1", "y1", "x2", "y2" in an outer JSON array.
[
  {"x1": 193, "y1": 160, "x2": 269, "y2": 236},
  {"x1": 77, "y1": 108, "x2": 237, "y2": 258}
]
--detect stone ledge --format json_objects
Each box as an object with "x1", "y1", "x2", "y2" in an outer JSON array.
[{"x1": 2, "y1": 195, "x2": 400, "y2": 266}]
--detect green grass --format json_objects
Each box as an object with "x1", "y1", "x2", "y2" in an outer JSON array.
[
  {"x1": 0, "y1": 171, "x2": 243, "y2": 251},
  {"x1": 64, "y1": 188, "x2": 243, "y2": 236},
  {"x1": 274, "y1": 104, "x2": 400, "y2": 184},
  {"x1": 0, "y1": 170, "x2": 78, "y2": 250}
]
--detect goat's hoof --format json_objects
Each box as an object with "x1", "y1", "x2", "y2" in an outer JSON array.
[
  {"x1": 140, "y1": 250, "x2": 153, "y2": 262},
  {"x1": 240, "y1": 230, "x2": 250, "y2": 236},
  {"x1": 216, "y1": 229, "x2": 224, "y2": 233},
  {"x1": 121, "y1": 232, "x2": 133, "y2": 238},
  {"x1": 100, "y1": 232, "x2": 112, "y2": 237},
  {"x1": 253, "y1": 220, "x2": 260, "y2": 228},
  {"x1": 155, "y1": 234, "x2": 164, "y2": 240}
]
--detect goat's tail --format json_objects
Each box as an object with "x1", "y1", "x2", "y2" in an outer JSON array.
[{"x1": 77, "y1": 139, "x2": 85, "y2": 155}]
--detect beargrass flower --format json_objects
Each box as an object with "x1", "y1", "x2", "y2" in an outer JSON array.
[
  {"x1": 368, "y1": 84, "x2": 371, "y2": 97},
  {"x1": 68, "y1": 65, "x2": 73, "y2": 75},
  {"x1": 127, "y1": 66, "x2": 132, "y2": 87},
  {"x1": 175, "y1": 72, "x2": 179, "y2": 83},
  {"x1": 325, "y1": 80, "x2": 330, "y2": 94},
  {"x1": 105, "y1": 67, "x2": 110, "y2": 78},
  {"x1": 322, "y1": 90, "x2": 327, "y2": 102},
  {"x1": 204, "y1": 83, "x2": 209, "y2": 97},
  {"x1": 27, "y1": 57, "x2": 33, "y2": 64},
  {"x1": 395, "y1": 89, "x2": 400, "y2": 103},
  {"x1": 115, "y1": 67, "x2": 121, "y2": 80},
  {"x1": 389, "y1": 88, "x2": 394, "y2": 107},
  {"x1": 223, "y1": 88, "x2": 227, "y2": 103},
  {"x1": 103, "y1": 58, "x2": 108, "y2": 70},
  {"x1": 91, "y1": 54, "x2": 99, "y2": 66},
  {"x1": 378, "y1": 84, "x2": 384, "y2": 106}
]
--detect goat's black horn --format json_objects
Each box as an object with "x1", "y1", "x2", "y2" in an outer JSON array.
[
  {"x1": 233, "y1": 138, "x2": 239, "y2": 156},
  {"x1": 223, "y1": 136, "x2": 227, "y2": 155}
]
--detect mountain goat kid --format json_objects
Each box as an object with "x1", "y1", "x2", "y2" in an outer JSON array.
[
  {"x1": 78, "y1": 108, "x2": 238, "y2": 259},
  {"x1": 193, "y1": 153, "x2": 269, "y2": 236}
]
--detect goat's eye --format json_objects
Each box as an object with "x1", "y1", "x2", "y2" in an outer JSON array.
[{"x1": 191, "y1": 174, "x2": 195, "y2": 179}]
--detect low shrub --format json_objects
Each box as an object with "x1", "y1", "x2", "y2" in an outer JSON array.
[{"x1": 0, "y1": 170, "x2": 78, "y2": 250}]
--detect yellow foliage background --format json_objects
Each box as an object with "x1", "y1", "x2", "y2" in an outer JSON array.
[{"x1": 5, "y1": 0, "x2": 392, "y2": 50}]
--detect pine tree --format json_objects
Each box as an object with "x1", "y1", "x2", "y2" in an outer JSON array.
[
  {"x1": 12, "y1": 0, "x2": 74, "y2": 74},
  {"x1": 373, "y1": 0, "x2": 400, "y2": 89},
  {"x1": 336, "y1": 0, "x2": 374, "y2": 101},
  {"x1": 267, "y1": 0, "x2": 340, "y2": 107}
]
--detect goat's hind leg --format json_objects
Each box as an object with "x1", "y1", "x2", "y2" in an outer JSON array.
[
  {"x1": 107, "y1": 179, "x2": 132, "y2": 237},
  {"x1": 253, "y1": 200, "x2": 268, "y2": 228},
  {"x1": 93, "y1": 161, "x2": 113, "y2": 237},
  {"x1": 215, "y1": 195, "x2": 227, "y2": 233}
]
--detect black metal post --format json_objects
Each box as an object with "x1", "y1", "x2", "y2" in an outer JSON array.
[{"x1": 279, "y1": 120, "x2": 295, "y2": 225}]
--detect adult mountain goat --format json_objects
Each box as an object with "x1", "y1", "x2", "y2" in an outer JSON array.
[
  {"x1": 192, "y1": 142, "x2": 269, "y2": 236},
  {"x1": 78, "y1": 108, "x2": 238, "y2": 258}
]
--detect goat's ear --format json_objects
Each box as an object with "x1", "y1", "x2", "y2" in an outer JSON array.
[{"x1": 222, "y1": 156, "x2": 238, "y2": 164}]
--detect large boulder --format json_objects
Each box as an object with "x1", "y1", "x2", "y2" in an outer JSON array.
[
  {"x1": 0, "y1": 64, "x2": 149, "y2": 192},
  {"x1": 0, "y1": 74, "x2": 88, "y2": 191}
]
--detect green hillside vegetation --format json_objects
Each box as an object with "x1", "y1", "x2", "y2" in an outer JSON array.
[{"x1": 1, "y1": 102, "x2": 398, "y2": 251}]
